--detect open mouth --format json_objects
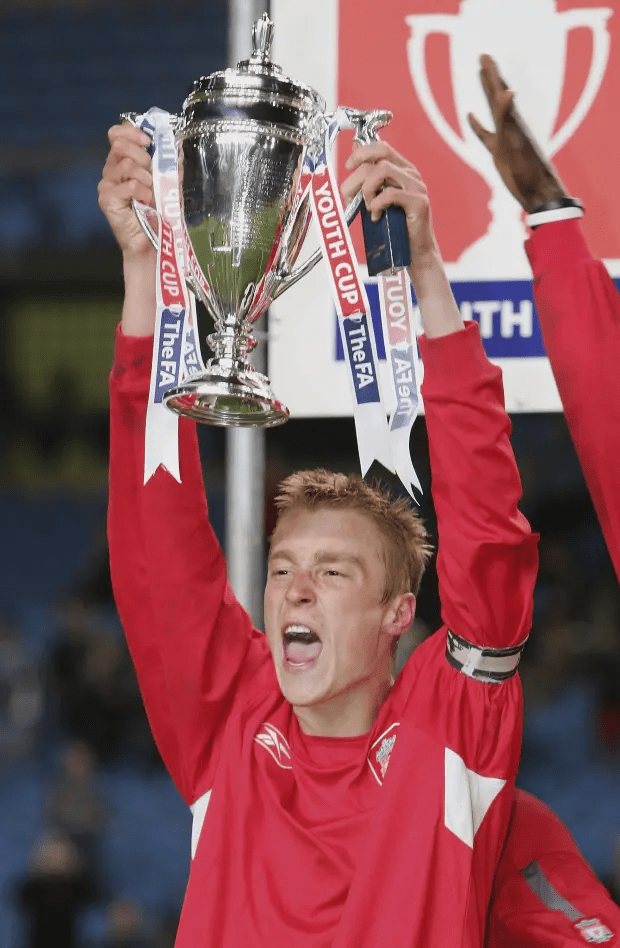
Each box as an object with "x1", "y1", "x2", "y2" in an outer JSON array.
[{"x1": 282, "y1": 624, "x2": 323, "y2": 668}]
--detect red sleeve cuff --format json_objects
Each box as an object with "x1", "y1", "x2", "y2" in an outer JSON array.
[
  {"x1": 525, "y1": 219, "x2": 593, "y2": 275},
  {"x1": 419, "y1": 321, "x2": 494, "y2": 394}
]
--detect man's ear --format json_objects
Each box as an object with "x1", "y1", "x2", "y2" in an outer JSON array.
[{"x1": 382, "y1": 593, "x2": 416, "y2": 640}]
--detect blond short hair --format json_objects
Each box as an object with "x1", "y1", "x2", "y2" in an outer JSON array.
[{"x1": 272, "y1": 469, "x2": 433, "y2": 602}]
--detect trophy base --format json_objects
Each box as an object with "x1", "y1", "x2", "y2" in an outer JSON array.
[{"x1": 163, "y1": 371, "x2": 290, "y2": 428}]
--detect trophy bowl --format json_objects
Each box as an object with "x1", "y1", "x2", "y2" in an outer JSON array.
[{"x1": 131, "y1": 15, "x2": 335, "y2": 427}]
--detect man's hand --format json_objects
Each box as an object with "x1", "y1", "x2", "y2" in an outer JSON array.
[
  {"x1": 342, "y1": 141, "x2": 463, "y2": 338},
  {"x1": 98, "y1": 123, "x2": 158, "y2": 335},
  {"x1": 98, "y1": 123, "x2": 156, "y2": 261},
  {"x1": 468, "y1": 54, "x2": 569, "y2": 213},
  {"x1": 342, "y1": 140, "x2": 438, "y2": 262}
]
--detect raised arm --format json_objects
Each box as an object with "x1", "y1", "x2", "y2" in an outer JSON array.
[
  {"x1": 469, "y1": 55, "x2": 620, "y2": 580},
  {"x1": 342, "y1": 143, "x2": 538, "y2": 651},
  {"x1": 527, "y1": 222, "x2": 620, "y2": 579},
  {"x1": 100, "y1": 124, "x2": 271, "y2": 806}
]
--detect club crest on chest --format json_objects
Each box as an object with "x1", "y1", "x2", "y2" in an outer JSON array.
[
  {"x1": 575, "y1": 919, "x2": 614, "y2": 944},
  {"x1": 367, "y1": 723, "x2": 400, "y2": 786}
]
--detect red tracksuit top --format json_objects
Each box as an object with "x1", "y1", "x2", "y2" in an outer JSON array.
[
  {"x1": 485, "y1": 220, "x2": 620, "y2": 947},
  {"x1": 526, "y1": 219, "x2": 620, "y2": 581},
  {"x1": 108, "y1": 320, "x2": 537, "y2": 948},
  {"x1": 489, "y1": 790, "x2": 620, "y2": 947}
]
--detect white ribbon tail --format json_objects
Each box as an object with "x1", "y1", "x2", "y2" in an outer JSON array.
[
  {"x1": 390, "y1": 425, "x2": 422, "y2": 500},
  {"x1": 376, "y1": 270, "x2": 424, "y2": 496},
  {"x1": 353, "y1": 403, "x2": 395, "y2": 477},
  {"x1": 144, "y1": 401, "x2": 181, "y2": 484}
]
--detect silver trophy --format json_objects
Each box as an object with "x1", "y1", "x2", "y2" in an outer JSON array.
[{"x1": 128, "y1": 14, "x2": 390, "y2": 427}]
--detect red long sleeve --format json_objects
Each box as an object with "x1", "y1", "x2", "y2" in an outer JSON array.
[
  {"x1": 420, "y1": 321, "x2": 538, "y2": 650},
  {"x1": 527, "y1": 220, "x2": 620, "y2": 580},
  {"x1": 108, "y1": 327, "x2": 271, "y2": 806},
  {"x1": 488, "y1": 790, "x2": 620, "y2": 947}
]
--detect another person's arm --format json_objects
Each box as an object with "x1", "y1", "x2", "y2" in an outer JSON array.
[
  {"x1": 469, "y1": 55, "x2": 620, "y2": 580},
  {"x1": 99, "y1": 124, "x2": 271, "y2": 807},
  {"x1": 489, "y1": 789, "x2": 620, "y2": 947}
]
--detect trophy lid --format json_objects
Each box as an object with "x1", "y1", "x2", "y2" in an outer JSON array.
[{"x1": 183, "y1": 14, "x2": 325, "y2": 122}]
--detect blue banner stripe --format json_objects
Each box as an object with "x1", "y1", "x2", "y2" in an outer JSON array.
[
  {"x1": 154, "y1": 306, "x2": 185, "y2": 402},
  {"x1": 336, "y1": 279, "x2": 620, "y2": 361},
  {"x1": 341, "y1": 314, "x2": 381, "y2": 404}
]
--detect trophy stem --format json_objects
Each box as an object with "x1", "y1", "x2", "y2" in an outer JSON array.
[
  {"x1": 207, "y1": 327, "x2": 257, "y2": 363},
  {"x1": 163, "y1": 325, "x2": 288, "y2": 428}
]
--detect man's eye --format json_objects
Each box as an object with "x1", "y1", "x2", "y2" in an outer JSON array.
[{"x1": 325, "y1": 569, "x2": 342, "y2": 577}]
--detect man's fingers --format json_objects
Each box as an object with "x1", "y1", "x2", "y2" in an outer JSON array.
[
  {"x1": 358, "y1": 160, "x2": 418, "y2": 211},
  {"x1": 479, "y1": 54, "x2": 510, "y2": 93},
  {"x1": 98, "y1": 178, "x2": 154, "y2": 214},
  {"x1": 479, "y1": 53, "x2": 514, "y2": 123},
  {"x1": 340, "y1": 163, "x2": 368, "y2": 207},
  {"x1": 467, "y1": 112, "x2": 493, "y2": 148},
  {"x1": 493, "y1": 89, "x2": 516, "y2": 137},
  {"x1": 367, "y1": 185, "x2": 426, "y2": 222},
  {"x1": 341, "y1": 155, "x2": 419, "y2": 211},
  {"x1": 108, "y1": 122, "x2": 152, "y2": 150},
  {"x1": 108, "y1": 135, "x2": 153, "y2": 172},
  {"x1": 104, "y1": 155, "x2": 153, "y2": 190},
  {"x1": 344, "y1": 140, "x2": 413, "y2": 172}
]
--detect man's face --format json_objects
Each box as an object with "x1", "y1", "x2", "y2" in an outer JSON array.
[{"x1": 264, "y1": 506, "x2": 408, "y2": 723}]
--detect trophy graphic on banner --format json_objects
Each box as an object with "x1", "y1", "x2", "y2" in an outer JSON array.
[{"x1": 406, "y1": 0, "x2": 612, "y2": 278}]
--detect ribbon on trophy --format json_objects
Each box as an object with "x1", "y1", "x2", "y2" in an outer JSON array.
[
  {"x1": 308, "y1": 111, "x2": 422, "y2": 498},
  {"x1": 132, "y1": 108, "x2": 206, "y2": 484},
  {"x1": 376, "y1": 269, "x2": 422, "y2": 496},
  {"x1": 308, "y1": 112, "x2": 394, "y2": 481},
  {"x1": 133, "y1": 103, "x2": 421, "y2": 496}
]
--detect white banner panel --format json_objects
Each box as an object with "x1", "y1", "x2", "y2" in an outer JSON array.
[{"x1": 270, "y1": 0, "x2": 620, "y2": 415}]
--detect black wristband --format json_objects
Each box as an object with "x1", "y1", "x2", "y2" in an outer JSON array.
[
  {"x1": 528, "y1": 197, "x2": 584, "y2": 215},
  {"x1": 526, "y1": 197, "x2": 584, "y2": 228}
]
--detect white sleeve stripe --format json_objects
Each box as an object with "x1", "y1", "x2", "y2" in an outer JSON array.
[
  {"x1": 444, "y1": 748, "x2": 505, "y2": 848},
  {"x1": 189, "y1": 789, "x2": 212, "y2": 859}
]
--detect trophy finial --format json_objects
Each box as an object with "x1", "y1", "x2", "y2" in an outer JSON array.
[
  {"x1": 348, "y1": 109, "x2": 393, "y2": 144},
  {"x1": 251, "y1": 14, "x2": 274, "y2": 63}
]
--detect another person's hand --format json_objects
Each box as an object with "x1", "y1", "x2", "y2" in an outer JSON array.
[
  {"x1": 98, "y1": 123, "x2": 156, "y2": 261},
  {"x1": 341, "y1": 140, "x2": 438, "y2": 263},
  {"x1": 468, "y1": 54, "x2": 569, "y2": 213}
]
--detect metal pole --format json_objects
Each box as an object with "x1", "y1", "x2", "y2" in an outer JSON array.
[{"x1": 225, "y1": 0, "x2": 269, "y2": 626}]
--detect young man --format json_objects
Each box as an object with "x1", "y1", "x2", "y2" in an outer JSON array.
[
  {"x1": 99, "y1": 123, "x2": 537, "y2": 947},
  {"x1": 470, "y1": 55, "x2": 620, "y2": 946}
]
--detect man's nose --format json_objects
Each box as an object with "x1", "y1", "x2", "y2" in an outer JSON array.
[{"x1": 285, "y1": 570, "x2": 316, "y2": 603}]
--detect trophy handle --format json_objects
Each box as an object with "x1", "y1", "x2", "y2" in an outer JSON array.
[
  {"x1": 133, "y1": 201, "x2": 160, "y2": 248},
  {"x1": 272, "y1": 194, "x2": 363, "y2": 297},
  {"x1": 273, "y1": 108, "x2": 393, "y2": 296},
  {"x1": 547, "y1": 8, "x2": 612, "y2": 157},
  {"x1": 405, "y1": 15, "x2": 480, "y2": 174}
]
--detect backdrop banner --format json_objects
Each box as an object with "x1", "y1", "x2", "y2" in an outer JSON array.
[{"x1": 270, "y1": 0, "x2": 620, "y2": 415}]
